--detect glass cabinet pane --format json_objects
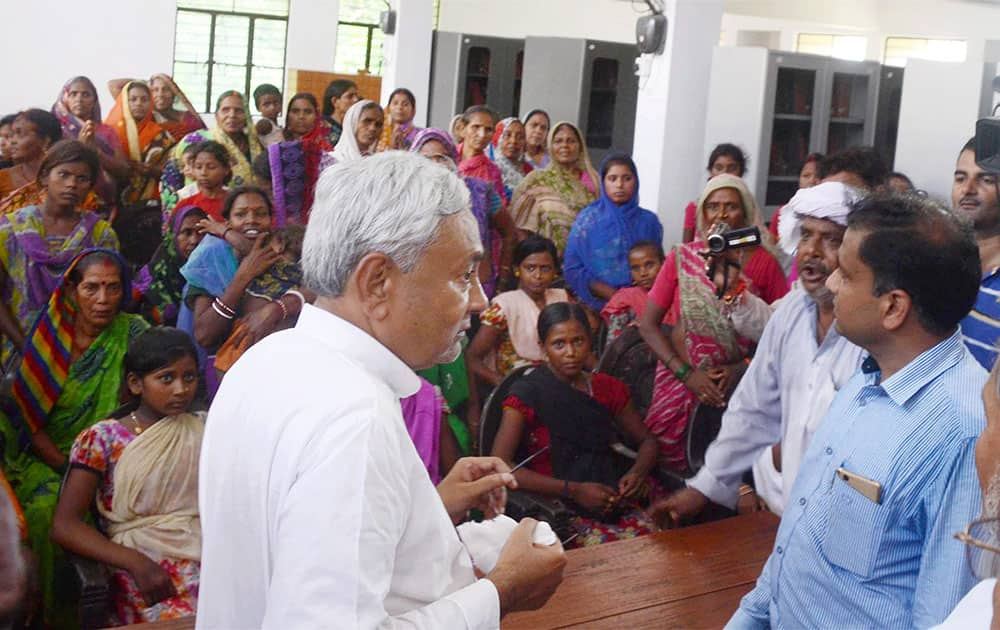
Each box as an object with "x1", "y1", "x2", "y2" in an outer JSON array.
[
  {"x1": 827, "y1": 72, "x2": 869, "y2": 155},
  {"x1": 512, "y1": 49, "x2": 524, "y2": 118},
  {"x1": 774, "y1": 67, "x2": 815, "y2": 116},
  {"x1": 767, "y1": 66, "x2": 816, "y2": 206},
  {"x1": 464, "y1": 46, "x2": 491, "y2": 108},
  {"x1": 586, "y1": 57, "x2": 618, "y2": 149}
]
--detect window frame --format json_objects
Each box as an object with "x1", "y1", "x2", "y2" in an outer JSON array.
[
  {"x1": 336, "y1": 19, "x2": 381, "y2": 74},
  {"x1": 795, "y1": 32, "x2": 868, "y2": 62},
  {"x1": 173, "y1": 6, "x2": 289, "y2": 113},
  {"x1": 882, "y1": 36, "x2": 967, "y2": 68}
]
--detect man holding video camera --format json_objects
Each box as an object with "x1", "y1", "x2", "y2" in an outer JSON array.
[{"x1": 652, "y1": 181, "x2": 865, "y2": 520}]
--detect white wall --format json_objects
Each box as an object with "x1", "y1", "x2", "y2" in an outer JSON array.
[
  {"x1": 718, "y1": 1, "x2": 1000, "y2": 195},
  {"x1": 894, "y1": 57, "x2": 983, "y2": 201},
  {"x1": 0, "y1": 0, "x2": 176, "y2": 116},
  {"x1": 379, "y1": 0, "x2": 434, "y2": 126},
  {"x1": 0, "y1": 0, "x2": 344, "y2": 121},
  {"x1": 436, "y1": 0, "x2": 636, "y2": 43},
  {"x1": 703, "y1": 46, "x2": 769, "y2": 199},
  {"x1": 632, "y1": 0, "x2": 724, "y2": 243},
  {"x1": 721, "y1": 0, "x2": 1000, "y2": 66}
]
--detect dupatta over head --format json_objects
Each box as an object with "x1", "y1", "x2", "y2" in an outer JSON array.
[
  {"x1": 331, "y1": 99, "x2": 379, "y2": 163},
  {"x1": 547, "y1": 121, "x2": 599, "y2": 191},
  {"x1": 148, "y1": 73, "x2": 205, "y2": 141},
  {"x1": 509, "y1": 121, "x2": 599, "y2": 254},
  {"x1": 134, "y1": 205, "x2": 207, "y2": 325},
  {"x1": 52, "y1": 76, "x2": 118, "y2": 157},
  {"x1": 52, "y1": 76, "x2": 122, "y2": 206},
  {"x1": 104, "y1": 80, "x2": 175, "y2": 204},
  {"x1": 411, "y1": 128, "x2": 502, "y2": 297},
  {"x1": 694, "y1": 173, "x2": 777, "y2": 258},
  {"x1": 563, "y1": 151, "x2": 663, "y2": 309},
  {"x1": 410, "y1": 127, "x2": 459, "y2": 162},
  {"x1": 491, "y1": 116, "x2": 532, "y2": 195},
  {"x1": 164, "y1": 91, "x2": 262, "y2": 217},
  {"x1": 9, "y1": 248, "x2": 132, "y2": 441}
]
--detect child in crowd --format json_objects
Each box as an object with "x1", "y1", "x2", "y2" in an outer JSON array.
[
  {"x1": 601, "y1": 240, "x2": 665, "y2": 343},
  {"x1": 174, "y1": 141, "x2": 232, "y2": 222},
  {"x1": 252, "y1": 83, "x2": 284, "y2": 147},
  {"x1": 251, "y1": 152, "x2": 273, "y2": 203},
  {"x1": 213, "y1": 225, "x2": 310, "y2": 376},
  {"x1": 159, "y1": 142, "x2": 200, "y2": 226},
  {"x1": 466, "y1": 235, "x2": 568, "y2": 388},
  {"x1": 52, "y1": 327, "x2": 204, "y2": 625},
  {"x1": 449, "y1": 114, "x2": 466, "y2": 145}
]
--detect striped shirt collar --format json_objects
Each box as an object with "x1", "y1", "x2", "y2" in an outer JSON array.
[{"x1": 861, "y1": 329, "x2": 966, "y2": 406}]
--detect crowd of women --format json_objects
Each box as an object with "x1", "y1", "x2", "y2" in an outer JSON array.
[{"x1": 0, "y1": 70, "x2": 831, "y2": 627}]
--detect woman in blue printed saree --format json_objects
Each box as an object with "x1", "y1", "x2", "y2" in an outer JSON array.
[{"x1": 0, "y1": 248, "x2": 148, "y2": 624}]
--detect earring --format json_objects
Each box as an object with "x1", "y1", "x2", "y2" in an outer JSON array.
[{"x1": 514, "y1": 270, "x2": 520, "y2": 277}]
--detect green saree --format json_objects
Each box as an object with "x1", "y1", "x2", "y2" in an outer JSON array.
[{"x1": 0, "y1": 312, "x2": 148, "y2": 624}]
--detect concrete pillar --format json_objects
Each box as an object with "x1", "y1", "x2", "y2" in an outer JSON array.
[
  {"x1": 379, "y1": 0, "x2": 435, "y2": 127},
  {"x1": 632, "y1": 0, "x2": 724, "y2": 244}
]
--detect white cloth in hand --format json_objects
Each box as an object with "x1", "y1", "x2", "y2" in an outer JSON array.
[{"x1": 457, "y1": 515, "x2": 558, "y2": 574}]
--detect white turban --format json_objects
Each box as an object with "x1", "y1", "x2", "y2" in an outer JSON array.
[{"x1": 777, "y1": 181, "x2": 860, "y2": 256}]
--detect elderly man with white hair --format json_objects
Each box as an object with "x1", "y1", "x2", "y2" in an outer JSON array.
[
  {"x1": 935, "y1": 359, "x2": 1000, "y2": 627},
  {"x1": 653, "y1": 181, "x2": 866, "y2": 522},
  {"x1": 196, "y1": 152, "x2": 566, "y2": 629}
]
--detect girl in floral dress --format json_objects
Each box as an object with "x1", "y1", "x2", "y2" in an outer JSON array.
[{"x1": 52, "y1": 327, "x2": 204, "y2": 625}]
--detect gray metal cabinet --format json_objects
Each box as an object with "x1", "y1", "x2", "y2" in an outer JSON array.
[
  {"x1": 428, "y1": 32, "x2": 524, "y2": 131},
  {"x1": 758, "y1": 52, "x2": 880, "y2": 209},
  {"x1": 520, "y1": 37, "x2": 639, "y2": 162},
  {"x1": 873, "y1": 65, "x2": 904, "y2": 170}
]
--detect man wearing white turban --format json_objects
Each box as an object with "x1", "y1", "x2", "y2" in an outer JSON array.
[{"x1": 652, "y1": 181, "x2": 866, "y2": 520}]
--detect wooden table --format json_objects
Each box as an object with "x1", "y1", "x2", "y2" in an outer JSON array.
[
  {"x1": 502, "y1": 511, "x2": 779, "y2": 629},
  {"x1": 117, "y1": 512, "x2": 778, "y2": 630}
]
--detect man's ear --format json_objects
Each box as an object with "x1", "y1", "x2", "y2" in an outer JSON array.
[
  {"x1": 880, "y1": 288, "x2": 912, "y2": 333},
  {"x1": 350, "y1": 252, "x2": 397, "y2": 321}
]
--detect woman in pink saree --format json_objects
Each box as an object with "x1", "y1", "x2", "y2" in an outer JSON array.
[{"x1": 638, "y1": 174, "x2": 787, "y2": 471}]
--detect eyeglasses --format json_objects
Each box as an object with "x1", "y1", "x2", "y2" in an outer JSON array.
[{"x1": 954, "y1": 517, "x2": 1000, "y2": 580}]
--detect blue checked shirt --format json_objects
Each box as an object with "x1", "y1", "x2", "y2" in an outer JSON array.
[{"x1": 727, "y1": 330, "x2": 986, "y2": 629}]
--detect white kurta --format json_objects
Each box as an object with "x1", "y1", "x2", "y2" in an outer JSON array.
[
  {"x1": 197, "y1": 304, "x2": 500, "y2": 629},
  {"x1": 689, "y1": 289, "x2": 865, "y2": 513},
  {"x1": 933, "y1": 578, "x2": 996, "y2": 629}
]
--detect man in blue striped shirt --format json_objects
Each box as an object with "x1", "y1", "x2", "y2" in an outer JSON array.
[
  {"x1": 954, "y1": 136, "x2": 1000, "y2": 370},
  {"x1": 728, "y1": 193, "x2": 986, "y2": 629}
]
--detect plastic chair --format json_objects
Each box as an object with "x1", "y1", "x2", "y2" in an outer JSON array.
[
  {"x1": 597, "y1": 326, "x2": 726, "y2": 476},
  {"x1": 57, "y1": 469, "x2": 112, "y2": 630}
]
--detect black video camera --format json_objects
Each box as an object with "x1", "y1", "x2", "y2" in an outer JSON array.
[
  {"x1": 705, "y1": 222, "x2": 762, "y2": 255},
  {"x1": 977, "y1": 117, "x2": 1000, "y2": 172}
]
